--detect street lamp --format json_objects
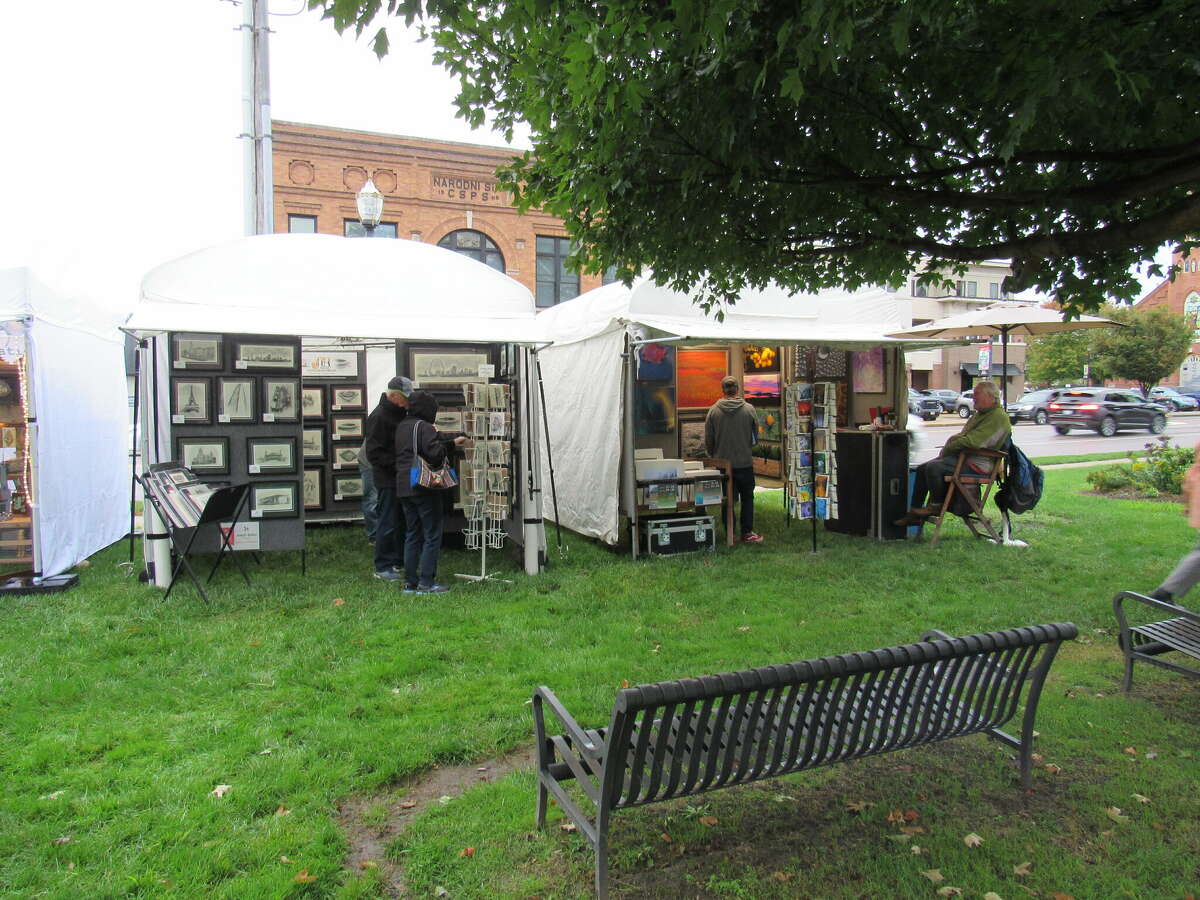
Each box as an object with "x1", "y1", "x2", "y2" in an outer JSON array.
[{"x1": 355, "y1": 178, "x2": 383, "y2": 237}]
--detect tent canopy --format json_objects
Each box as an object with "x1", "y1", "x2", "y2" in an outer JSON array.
[{"x1": 126, "y1": 233, "x2": 547, "y2": 344}]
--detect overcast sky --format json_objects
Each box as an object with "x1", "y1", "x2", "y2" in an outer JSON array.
[{"x1": 0, "y1": 0, "x2": 1170, "y2": 321}]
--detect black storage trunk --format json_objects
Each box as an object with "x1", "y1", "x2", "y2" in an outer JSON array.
[
  {"x1": 640, "y1": 515, "x2": 716, "y2": 556},
  {"x1": 824, "y1": 431, "x2": 910, "y2": 540}
]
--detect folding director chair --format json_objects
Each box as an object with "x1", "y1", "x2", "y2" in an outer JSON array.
[{"x1": 928, "y1": 448, "x2": 1007, "y2": 547}]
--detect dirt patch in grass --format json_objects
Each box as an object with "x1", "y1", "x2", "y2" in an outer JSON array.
[
  {"x1": 337, "y1": 744, "x2": 536, "y2": 897},
  {"x1": 1082, "y1": 489, "x2": 1183, "y2": 503}
]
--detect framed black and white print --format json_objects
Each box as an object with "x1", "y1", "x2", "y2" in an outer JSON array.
[
  {"x1": 302, "y1": 426, "x2": 327, "y2": 461},
  {"x1": 171, "y1": 377, "x2": 211, "y2": 424},
  {"x1": 234, "y1": 341, "x2": 298, "y2": 371},
  {"x1": 331, "y1": 445, "x2": 360, "y2": 469},
  {"x1": 176, "y1": 436, "x2": 229, "y2": 475},
  {"x1": 301, "y1": 385, "x2": 325, "y2": 419},
  {"x1": 171, "y1": 333, "x2": 223, "y2": 370},
  {"x1": 246, "y1": 437, "x2": 297, "y2": 474},
  {"x1": 217, "y1": 377, "x2": 256, "y2": 424},
  {"x1": 250, "y1": 481, "x2": 299, "y2": 519},
  {"x1": 302, "y1": 468, "x2": 324, "y2": 510},
  {"x1": 333, "y1": 475, "x2": 365, "y2": 500},
  {"x1": 408, "y1": 345, "x2": 490, "y2": 386},
  {"x1": 330, "y1": 384, "x2": 366, "y2": 411},
  {"x1": 261, "y1": 378, "x2": 300, "y2": 422},
  {"x1": 330, "y1": 415, "x2": 364, "y2": 441}
]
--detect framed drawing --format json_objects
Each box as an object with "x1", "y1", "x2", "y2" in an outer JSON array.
[
  {"x1": 171, "y1": 333, "x2": 223, "y2": 370},
  {"x1": 302, "y1": 426, "x2": 327, "y2": 461},
  {"x1": 176, "y1": 436, "x2": 229, "y2": 475},
  {"x1": 301, "y1": 350, "x2": 359, "y2": 379},
  {"x1": 171, "y1": 377, "x2": 211, "y2": 424},
  {"x1": 246, "y1": 437, "x2": 297, "y2": 474},
  {"x1": 851, "y1": 347, "x2": 885, "y2": 394},
  {"x1": 331, "y1": 445, "x2": 360, "y2": 469},
  {"x1": 330, "y1": 384, "x2": 366, "y2": 410},
  {"x1": 301, "y1": 385, "x2": 325, "y2": 419},
  {"x1": 217, "y1": 377, "x2": 256, "y2": 423},
  {"x1": 435, "y1": 410, "x2": 464, "y2": 432},
  {"x1": 333, "y1": 475, "x2": 365, "y2": 500},
  {"x1": 408, "y1": 346, "x2": 490, "y2": 386},
  {"x1": 234, "y1": 341, "x2": 298, "y2": 371},
  {"x1": 302, "y1": 468, "x2": 324, "y2": 510},
  {"x1": 677, "y1": 348, "x2": 728, "y2": 408},
  {"x1": 251, "y1": 481, "x2": 299, "y2": 519},
  {"x1": 261, "y1": 378, "x2": 300, "y2": 422},
  {"x1": 330, "y1": 415, "x2": 364, "y2": 440}
]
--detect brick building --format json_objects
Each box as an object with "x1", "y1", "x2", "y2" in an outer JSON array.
[
  {"x1": 271, "y1": 121, "x2": 607, "y2": 306},
  {"x1": 1132, "y1": 246, "x2": 1200, "y2": 389}
]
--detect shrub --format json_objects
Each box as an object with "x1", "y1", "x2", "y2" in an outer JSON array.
[
  {"x1": 1086, "y1": 465, "x2": 1134, "y2": 492},
  {"x1": 1085, "y1": 437, "x2": 1193, "y2": 497}
]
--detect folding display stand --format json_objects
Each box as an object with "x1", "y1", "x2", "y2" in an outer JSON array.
[{"x1": 455, "y1": 382, "x2": 513, "y2": 585}]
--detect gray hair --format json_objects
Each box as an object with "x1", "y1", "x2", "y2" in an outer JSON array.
[{"x1": 974, "y1": 381, "x2": 1000, "y2": 401}]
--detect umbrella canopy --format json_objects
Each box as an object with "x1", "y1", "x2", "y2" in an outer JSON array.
[{"x1": 887, "y1": 302, "x2": 1120, "y2": 405}]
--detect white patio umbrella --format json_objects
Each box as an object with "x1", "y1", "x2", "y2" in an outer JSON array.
[{"x1": 886, "y1": 302, "x2": 1121, "y2": 405}]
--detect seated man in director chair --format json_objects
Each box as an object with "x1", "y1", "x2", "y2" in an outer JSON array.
[{"x1": 896, "y1": 380, "x2": 1013, "y2": 535}]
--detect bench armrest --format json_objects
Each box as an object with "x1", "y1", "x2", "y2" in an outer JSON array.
[
  {"x1": 532, "y1": 686, "x2": 604, "y2": 760},
  {"x1": 1114, "y1": 590, "x2": 1200, "y2": 631}
]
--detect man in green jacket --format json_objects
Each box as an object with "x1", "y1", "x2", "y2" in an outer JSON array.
[{"x1": 896, "y1": 380, "x2": 1011, "y2": 526}]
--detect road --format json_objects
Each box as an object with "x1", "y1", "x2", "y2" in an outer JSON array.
[{"x1": 910, "y1": 413, "x2": 1200, "y2": 465}]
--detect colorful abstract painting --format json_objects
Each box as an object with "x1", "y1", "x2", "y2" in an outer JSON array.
[
  {"x1": 852, "y1": 347, "x2": 885, "y2": 393},
  {"x1": 677, "y1": 349, "x2": 728, "y2": 408},
  {"x1": 637, "y1": 343, "x2": 676, "y2": 381},
  {"x1": 743, "y1": 372, "x2": 781, "y2": 400},
  {"x1": 634, "y1": 384, "x2": 676, "y2": 434}
]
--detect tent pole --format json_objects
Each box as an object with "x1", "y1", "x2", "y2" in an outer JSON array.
[
  {"x1": 128, "y1": 338, "x2": 144, "y2": 561},
  {"x1": 533, "y1": 352, "x2": 563, "y2": 554},
  {"x1": 142, "y1": 337, "x2": 172, "y2": 587},
  {"x1": 622, "y1": 334, "x2": 638, "y2": 559},
  {"x1": 1001, "y1": 327, "x2": 1010, "y2": 406}
]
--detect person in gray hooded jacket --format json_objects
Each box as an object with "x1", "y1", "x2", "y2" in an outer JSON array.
[{"x1": 704, "y1": 375, "x2": 763, "y2": 543}]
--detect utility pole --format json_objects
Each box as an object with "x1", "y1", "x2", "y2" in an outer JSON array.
[{"x1": 241, "y1": 0, "x2": 273, "y2": 236}]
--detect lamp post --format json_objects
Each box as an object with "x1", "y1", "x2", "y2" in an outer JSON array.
[{"x1": 355, "y1": 178, "x2": 383, "y2": 237}]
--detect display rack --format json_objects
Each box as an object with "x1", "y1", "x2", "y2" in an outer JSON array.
[
  {"x1": 455, "y1": 381, "x2": 513, "y2": 584},
  {"x1": 783, "y1": 379, "x2": 839, "y2": 551}
]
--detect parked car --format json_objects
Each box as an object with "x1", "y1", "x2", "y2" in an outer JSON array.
[
  {"x1": 1047, "y1": 388, "x2": 1168, "y2": 436},
  {"x1": 908, "y1": 389, "x2": 942, "y2": 421},
  {"x1": 1148, "y1": 386, "x2": 1200, "y2": 411},
  {"x1": 955, "y1": 391, "x2": 975, "y2": 418},
  {"x1": 921, "y1": 389, "x2": 959, "y2": 413},
  {"x1": 1005, "y1": 388, "x2": 1062, "y2": 425}
]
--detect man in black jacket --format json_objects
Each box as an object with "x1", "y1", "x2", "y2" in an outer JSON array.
[{"x1": 363, "y1": 376, "x2": 412, "y2": 580}]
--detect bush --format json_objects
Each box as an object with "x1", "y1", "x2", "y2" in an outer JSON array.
[
  {"x1": 1085, "y1": 437, "x2": 1193, "y2": 497},
  {"x1": 1086, "y1": 465, "x2": 1134, "y2": 492}
]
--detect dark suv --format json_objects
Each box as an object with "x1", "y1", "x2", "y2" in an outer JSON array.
[
  {"x1": 908, "y1": 389, "x2": 942, "y2": 421},
  {"x1": 922, "y1": 389, "x2": 959, "y2": 413},
  {"x1": 1047, "y1": 388, "x2": 1168, "y2": 436},
  {"x1": 1006, "y1": 388, "x2": 1062, "y2": 425}
]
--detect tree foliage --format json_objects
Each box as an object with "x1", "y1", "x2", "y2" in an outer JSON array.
[
  {"x1": 311, "y1": 0, "x2": 1200, "y2": 314},
  {"x1": 1091, "y1": 306, "x2": 1195, "y2": 395},
  {"x1": 1025, "y1": 330, "x2": 1103, "y2": 387}
]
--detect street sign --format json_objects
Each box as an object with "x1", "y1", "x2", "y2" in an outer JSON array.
[{"x1": 978, "y1": 345, "x2": 991, "y2": 376}]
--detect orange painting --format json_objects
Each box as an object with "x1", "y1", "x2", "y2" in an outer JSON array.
[{"x1": 677, "y1": 349, "x2": 729, "y2": 408}]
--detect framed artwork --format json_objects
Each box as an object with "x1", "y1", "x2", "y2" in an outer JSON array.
[
  {"x1": 330, "y1": 415, "x2": 365, "y2": 440},
  {"x1": 301, "y1": 386, "x2": 325, "y2": 419},
  {"x1": 302, "y1": 426, "x2": 327, "y2": 461},
  {"x1": 176, "y1": 436, "x2": 229, "y2": 475},
  {"x1": 636, "y1": 343, "x2": 676, "y2": 381},
  {"x1": 217, "y1": 377, "x2": 256, "y2": 423},
  {"x1": 331, "y1": 445, "x2": 360, "y2": 469},
  {"x1": 409, "y1": 346, "x2": 490, "y2": 386},
  {"x1": 261, "y1": 378, "x2": 300, "y2": 422},
  {"x1": 634, "y1": 383, "x2": 676, "y2": 435},
  {"x1": 742, "y1": 345, "x2": 780, "y2": 373},
  {"x1": 330, "y1": 384, "x2": 366, "y2": 410},
  {"x1": 435, "y1": 410, "x2": 464, "y2": 432},
  {"x1": 302, "y1": 468, "x2": 324, "y2": 510},
  {"x1": 755, "y1": 407, "x2": 781, "y2": 442},
  {"x1": 680, "y1": 420, "x2": 707, "y2": 458},
  {"x1": 333, "y1": 475, "x2": 365, "y2": 500},
  {"x1": 171, "y1": 333, "x2": 222, "y2": 370},
  {"x1": 677, "y1": 348, "x2": 728, "y2": 408},
  {"x1": 235, "y1": 341, "x2": 298, "y2": 371},
  {"x1": 171, "y1": 377, "x2": 211, "y2": 424},
  {"x1": 852, "y1": 347, "x2": 886, "y2": 394},
  {"x1": 301, "y1": 350, "x2": 359, "y2": 379},
  {"x1": 246, "y1": 437, "x2": 297, "y2": 474},
  {"x1": 251, "y1": 481, "x2": 299, "y2": 519},
  {"x1": 743, "y1": 372, "x2": 781, "y2": 401}
]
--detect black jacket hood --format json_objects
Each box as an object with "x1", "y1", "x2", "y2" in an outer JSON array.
[{"x1": 407, "y1": 390, "x2": 439, "y2": 423}]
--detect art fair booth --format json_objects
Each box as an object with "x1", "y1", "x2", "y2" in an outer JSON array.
[
  {"x1": 125, "y1": 234, "x2": 549, "y2": 587},
  {"x1": 536, "y1": 278, "x2": 927, "y2": 556}
]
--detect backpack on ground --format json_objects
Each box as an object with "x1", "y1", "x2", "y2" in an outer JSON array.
[{"x1": 996, "y1": 440, "x2": 1044, "y2": 514}]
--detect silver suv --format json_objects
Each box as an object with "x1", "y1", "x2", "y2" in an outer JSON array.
[{"x1": 955, "y1": 391, "x2": 975, "y2": 418}]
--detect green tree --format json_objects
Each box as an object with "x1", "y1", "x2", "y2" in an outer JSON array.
[
  {"x1": 1025, "y1": 330, "x2": 1099, "y2": 387},
  {"x1": 312, "y1": 0, "x2": 1200, "y2": 314},
  {"x1": 1092, "y1": 306, "x2": 1195, "y2": 395}
]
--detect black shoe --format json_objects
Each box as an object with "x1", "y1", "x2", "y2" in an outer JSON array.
[{"x1": 1148, "y1": 588, "x2": 1178, "y2": 605}]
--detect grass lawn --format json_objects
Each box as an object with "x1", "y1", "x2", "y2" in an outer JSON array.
[{"x1": 2, "y1": 468, "x2": 1197, "y2": 899}]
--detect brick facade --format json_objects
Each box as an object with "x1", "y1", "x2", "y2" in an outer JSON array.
[
  {"x1": 1131, "y1": 247, "x2": 1200, "y2": 388},
  {"x1": 271, "y1": 121, "x2": 605, "y2": 302}
]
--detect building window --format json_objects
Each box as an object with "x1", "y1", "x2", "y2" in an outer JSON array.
[
  {"x1": 288, "y1": 214, "x2": 317, "y2": 233},
  {"x1": 912, "y1": 279, "x2": 929, "y2": 298},
  {"x1": 437, "y1": 229, "x2": 504, "y2": 271},
  {"x1": 602, "y1": 264, "x2": 619, "y2": 285},
  {"x1": 989, "y1": 282, "x2": 999, "y2": 299},
  {"x1": 536, "y1": 235, "x2": 580, "y2": 307},
  {"x1": 344, "y1": 220, "x2": 398, "y2": 238},
  {"x1": 966, "y1": 280, "x2": 978, "y2": 297}
]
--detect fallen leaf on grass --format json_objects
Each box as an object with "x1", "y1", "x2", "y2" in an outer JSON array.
[
  {"x1": 1144, "y1": 751, "x2": 1158, "y2": 759},
  {"x1": 438, "y1": 795, "x2": 453, "y2": 805},
  {"x1": 1044, "y1": 763, "x2": 1063, "y2": 775},
  {"x1": 275, "y1": 804, "x2": 290, "y2": 816},
  {"x1": 1049, "y1": 893, "x2": 1076, "y2": 900},
  {"x1": 332, "y1": 597, "x2": 345, "y2": 606},
  {"x1": 559, "y1": 822, "x2": 577, "y2": 833},
  {"x1": 983, "y1": 893, "x2": 1003, "y2": 900},
  {"x1": 280, "y1": 856, "x2": 293, "y2": 864},
  {"x1": 650, "y1": 642, "x2": 661, "y2": 654},
  {"x1": 400, "y1": 800, "x2": 417, "y2": 810},
  {"x1": 770, "y1": 871, "x2": 792, "y2": 882},
  {"x1": 39, "y1": 790, "x2": 65, "y2": 800},
  {"x1": 1013, "y1": 861, "x2": 1033, "y2": 876},
  {"x1": 1131, "y1": 793, "x2": 1150, "y2": 804},
  {"x1": 435, "y1": 888, "x2": 449, "y2": 898},
  {"x1": 737, "y1": 626, "x2": 751, "y2": 632},
  {"x1": 293, "y1": 869, "x2": 316, "y2": 884},
  {"x1": 885, "y1": 834, "x2": 913, "y2": 843},
  {"x1": 699, "y1": 816, "x2": 719, "y2": 827},
  {"x1": 911, "y1": 845, "x2": 924, "y2": 855},
  {"x1": 359, "y1": 860, "x2": 377, "y2": 870},
  {"x1": 845, "y1": 800, "x2": 873, "y2": 813},
  {"x1": 620, "y1": 680, "x2": 630, "y2": 689},
  {"x1": 936, "y1": 888, "x2": 963, "y2": 897},
  {"x1": 899, "y1": 825, "x2": 925, "y2": 835},
  {"x1": 963, "y1": 832, "x2": 984, "y2": 847},
  {"x1": 459, "y1": 847, "x2": 475, "y2": 858},
  {"x1": 887, "y1": 808, "x2": 921, "y2": 825},
  {"x1": 921, "y1": 869, "x2": 945, "y2": 883},
  {"x1": 211, "y1": 784, "x2": 232, "y2": 798},
  {"x1": 660, "y1": 833, "x2": 672, "y2": 843},
  {"x1": 1105, "y1": 807, "x2": 1130, "y2": 824},
  {"x1": 1122, "y1": 746, "x2": 1137, "y2": 756},
  {"x1": 51, "y1": 835, "x2": 71, "y2": 845}
]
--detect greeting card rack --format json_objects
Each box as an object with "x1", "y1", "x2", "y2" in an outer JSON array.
[
  {"x1": 455, "y1": 381, "x2": 513, "y2": 584},
  {"x1": 783, "y1": 379, "x2": 840, "y2": 552}
]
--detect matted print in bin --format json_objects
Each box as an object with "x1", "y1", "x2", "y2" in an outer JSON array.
[
  {"x1": 676, "y1": 348, "x2": 728, "y2": 408},
  {"x1": 302, "y1": 426, "x2": 327, "y2": 461},
  {"x1": 176, "y1": 436, "x2": 229, "y2": 475},
  {"x1": 331, "y1": 445, "x2": 360, "y2": 469},
  {"x1": 333, "y1": 475, "x2": 365, "y2": 500},
  {"x1": 171, "y1": 377, "x2": 211, "y2": 424},
  {"x1": 247, "y1": 437, "x2": 297, "y2": 474},
  {"x1": 251, "y1": 481, "x2": 298, "y2": 519},
  {"x1": 330, "y1": 415, "x2": 365, "y2": 440},
  {"x1": 235, "y1": 341, "x2": 298, "y2": 371},
  {"x1": 329, "y1": 384, "x2": 366, "y2": 410},
  {"x1": 218, "y1": 377, "x2": 256, "y2": 423},
  {"x1": 301, "y1": 385, "x2": 325, "y2": 420},
  {"x1": 171, "y1": 333, "x2": 223, "y2": 370},
  {"x1": 302, "y1": 468, "x2": 324, "y2": 510},
  {"x1": 261, "y1": 378, "x2": 300, "y2": 422}
]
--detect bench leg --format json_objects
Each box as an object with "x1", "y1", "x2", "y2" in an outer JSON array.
[
  {"x1": 595, "y1": 816, "x2": 610, "y2": 900},
  {"x1": 1120, "y1": 639, "x2": 1135, "y2": 692},
  {"x1": 535, "y1": 776, "x2": 548, "y2": 830}
]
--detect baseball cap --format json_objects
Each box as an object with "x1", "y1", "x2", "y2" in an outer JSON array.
[
  {"x1": 386, "y1": 375, "x2": 414, "y2": 397},
  {"x1": 721, "y1": 375, "x2": 739, "y2": 392}
]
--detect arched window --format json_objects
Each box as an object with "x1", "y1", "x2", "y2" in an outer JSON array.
[{"x1": 437, "y1": 229, "x2": 505, "y2": 272}]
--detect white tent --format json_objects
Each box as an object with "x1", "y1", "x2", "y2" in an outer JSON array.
[
  {"x1": 536, "y1": 278, "x2": 921, "y2": 545},
  {"x1": 127, "y1": 233, "x2": 548, "y2": 577},
  {"x1": 0, "y1": 267, "x2": 130, "y2": 578}
]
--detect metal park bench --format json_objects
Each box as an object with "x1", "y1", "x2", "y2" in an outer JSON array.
[
  {"x1": 533, "y1": 623, "x2": 1076, "y2": 898},
  {"x1": 1114, "y1": 591, "x2": 1200, "y2": 690}
]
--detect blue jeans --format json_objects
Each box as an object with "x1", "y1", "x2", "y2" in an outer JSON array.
[
  {"x1": 730, "y1": 466, "x2": 756, "y2": 535},
  {"x1": 373, "y1": 480, "x2": 404, "y2": 572},
  {"x1": 361, "y1": 464, "x2": 380, "y2": 541},
  {"x1": 401, "y1": 493, "x2": 445, "y2": 587}
]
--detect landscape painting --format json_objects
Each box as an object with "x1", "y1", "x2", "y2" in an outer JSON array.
[{"x1": 676, "y1": 349, "x2": 728, "y2": 408}]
